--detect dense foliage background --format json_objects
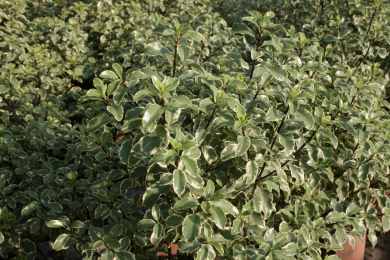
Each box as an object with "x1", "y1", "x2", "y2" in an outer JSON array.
[{"x1": 1, "y1": 0, "x2": 390, "y2": 259}]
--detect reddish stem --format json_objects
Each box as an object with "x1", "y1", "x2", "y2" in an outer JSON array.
[{"x1": 173, "y1": 36, "x2": 178, "y2": 77}]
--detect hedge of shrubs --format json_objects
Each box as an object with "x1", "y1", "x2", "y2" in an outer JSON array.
[{"x1": 1, "y1": 0, "x2": 390, "y2": 259}]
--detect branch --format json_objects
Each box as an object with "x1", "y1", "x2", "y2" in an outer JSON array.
[
  {"x1": 340, "y1": 39, "x2": 346, "y2": 57},
  {"x1": 205, "y1": 103, "x2": 217, "y2": 130},
  {"x1": 173, "y1": 36, "x2": 179, "y2": 77},
  {"x1": 260, "y1": 160, "x2": 290, "y2": 180},
  {"x1": 255, "y1": 124, "x2": 322, "y2": 183},
  {"x1": 293, "y1": 124, "x2": 321, "y2": 156},
  {"x1": 250, "y1": 27, "x2": 263, "y2": 79},
  {"x1": 331, "y1": 110, "x2": 340, "y2": 120},
  {"x1": 206, "y1": 158, "x2": 234, "y2": 172},
  {"x1": 355, "y1": 40, "x2": 374, "y2": 69},
  {"x1": 206, "y1": 128, "x2": 225, "y2": 171},
  {"x1": 250, "y1": 106, "x2": 290, "y2": 199},
  {"x1": 366, "y1": 8, "x2": 377, "y2": 34},
  {"x1": 121, "y1": 81, "x2": 138, "y2": 106},
  {"x1": 242, "y1": 127, "x2": 250, "y2": 160},
  {"x1": 162, "y1": 96, "x2": 166, "y2": 124}
]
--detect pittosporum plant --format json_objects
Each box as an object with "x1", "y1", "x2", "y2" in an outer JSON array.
[{"x1": 0, "y1": 0, "x2": 390, "y2": 259}]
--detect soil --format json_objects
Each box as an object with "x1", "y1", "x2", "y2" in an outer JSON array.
[{"x1": 365, "y1": 231, "x2": 390, "y2": 260}]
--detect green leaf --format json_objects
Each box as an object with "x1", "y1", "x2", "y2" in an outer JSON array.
[
  {"x1": 233, "y1": 244, "x2": 246, "y2": 260},
  {"x1": 204, "y1": 223, "x2": 212, "y2": 238},
  {"x1": 122, "y1": 118, "x2": 143, "y2": 133},
  {"x1": 196, "y1": 244, "x2": 216, "y2": 260},
  {"x1": 335, "y1": 225, "x2": 347, "y2": 245},
  {"x1": 100, "y1": 70, "x2": 119, "y2": 79},
  {"x1": 113, "y1": 63, "x2": 123, "y2": 78},
  {"x1": 145, "y1": 42, "x2": 168, "y2": 56},
  {"x1": 368, "y1": 230, "x2": 377, "y2": 248},
  {"x1": 181, "y1": 70, "x2": 200, "y2": 80},
  {"x1": 202, "y1": 146, "x2": 217, "y2": 163},
  {"x1": 152, "y1": 205, "x2": 160, "y2": 221},
  {"x1": 263, "y1": 63, "x2": 287, "y2": 81},
  {"x1": 178, "y1": 241, "x2": 201, "y2": 253},
  {"x1": 70, "y1": 221, "x2": 85, "y2": 228},
  {"x1": 231, "y1": 219, "x2": 244, "y2": 235},
  {"x1": 296, "y1": 108, "x2": 315, "y2": 129},
  {"x1": 209, "y1": 200, "x2": 239, "y2": 215},
  {"x1": 127, "y1": 70, "x2": 147, "y2": 80},
  {"x1": 142, "y1": 104, "x2": 164, "y2": 128},
  {"x1": 46, "y1": 220, "x2": 65, "y2": 228},
  {"x1": 101, "y1": 249, "x2": 114, "y2": 260},
  {"x1": 93, "y1": 78, "x2": 106, "y2": 93},
  {"x1": 210, "y1": 206, "x2": 226, "y2": 229},
  {"x1": 151, "y1": 224, "x2": 165, "y2": 245},
  {"x1": 185, "y1": 172, "x2": 204, "y2": 189},
  {"x1": 181, "y1": 140, "x2": 197, "y2": 150},
  {"x1": 85, "y1": 89, "x2": 104, "y2": 98},
  {"x1": 142, "y1": 185, "x2": 171, "y2": 208},
  {"x1": 211, "y1": 242, "x2": 224, "y2": 255},
  {"x1": 115, "y1": 252, "x2": 136, "y2": 260},
  {"x1": 119, "y1": 139, "x2": 132, "y2": 165},
  {"x1": 282, "y1": 243, "x2": 299, "y2": 256},
  {"x1": 21, "y1": 201, "x2": 39, "y2": 215},
  {"x1": 53, "y1": 234, "x2": 70, "y2": 250},
  {"x1": 232, "y1": 23, "x2": 256, "y2": 38},
  {"x1": 210, "y1": 193, "x2": 224, "y2": 203},
  {"x1": 244, "y1": 161, "x2": 258, "y2": 185},
  {"x1": 326, "y1": 212, "x2": 344, "y2": 223},
  {"x1": 180, "y1": 155, "x2": 199, "y2": 177},
  {"x1": 95, "y1": 204, "x2": 109, "y2": 218},
  {"x1": 196, "y1": 128, "x2": 208, "y2": 144},
  {"x1": 205, "y1": 180, "x2": 215, "y2": 200},
  {"x1": 236, "y1": 136, "x2": 250, "y2": 157},
  {"x1": 107, "y1": 104, "x2": 124, "y2": 121},
  {"x1": 279, "y1": 134, "x2": 294, "y2": 156},
  {"x1": 87, "y1": 114, "x2": 112, "y2": 133},
  {"x1": 178, "y1": 45, "x2": 190, "y2": 61},
  {"x1": 266, "y1": 107, "x2": 285, "y2": 121},
  {"x1": 183, "y1": 214, "x2": 201, "y2": 242},
  {"x1": 20, "y1": 239, "x2": 35, "y2": 254},
  {"x1": 133, "y1": 135, "x2": 163, "y2": 157},
  {"x1": 90, "y1": 240, "x2": 104, "y2": 250},
  {"x1": 228, "y1": 79, "x2": 247, "y2": 90},
  {"x1": 166, "y1": 108, "x2": 181, "y2": 125},
  {"x1": 137, "y1": 219, "x2": 155, "y2": 230},
  {"x1": 173, "y1": 197, "x2": 199, "y2": 210},
  {"x1": 201, "y1": 201, "x2": 211, "y2": 214},
  {"x1": 166, "y1": 215, "x2": 184, "y2": 228},
  {"x1": 183, "y1": 31, "x2": 206, "y2": 42},
  {"x1": 164, "y1": 149, "x2": 177, "y2": 164},
  {"x1": 114, "y1": 86, "x2": 127, "y2": 104},
  {"x1": 378, "y1": 48, "x2": 387, "y2": 59},
  {"x1": 253, "y1": 188, "x2": 274, "y2": 218},
  {"x1": 107, "y1": 80, "x2": 121, "y2": 96},
  {"x1": 338, "y1": 121, "x2": 358, "y2": 135},
  {"x1": 133, "y1": 90, "x2": 154, "y2": 102},
  {"x1": 174, "y1": 95, "x2": 192, "y2": 106},
  {"x1": 321, "y1": 130, "x2": 338, "y2": 148},
  {"x1": 346, "y1": 204, "x2": 359, "y2": 216},
  {"x1": 289, "y1": 164, "x2": 304, "y2": 186},
  {"x1": 183, "y1": 147, "x2": 201, "y2": 159},
  {"x1": 383, "y1": 216, "x2": 390, "y2": 232},
  {"x1": 173, "y1": 169, "x2": 187, "y2": 196},
  {"x1": 220, "y1": 144, "x2": 238, "y2": 161}
]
